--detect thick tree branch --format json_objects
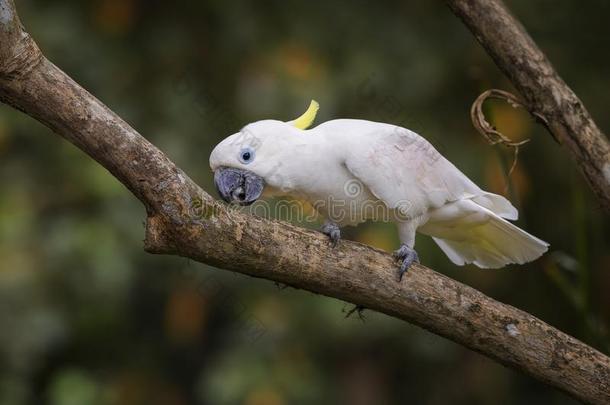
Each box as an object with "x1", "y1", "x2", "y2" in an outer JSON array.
[
  {"x1": 446, "y1": 0, "x2": 610, "y2": 211},
  {"x1": 0, "y1": 1, "x2": 608, "y2": 403}
]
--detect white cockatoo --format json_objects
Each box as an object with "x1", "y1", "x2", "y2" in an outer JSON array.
[{"x1": 210, "y1": 100, "x2": 548, "y2": 279}]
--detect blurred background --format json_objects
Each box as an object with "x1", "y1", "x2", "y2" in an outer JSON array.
[{"x1": 0, "y1": 0, "x2": 609, "y2": 404}]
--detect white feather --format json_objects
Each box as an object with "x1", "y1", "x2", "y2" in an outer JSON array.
[{"x1": 210, "y1": 118, "x2": 549, "y2": 268}]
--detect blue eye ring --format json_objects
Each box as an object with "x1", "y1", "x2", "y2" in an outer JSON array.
[{"x1": 238, "y1": 147, "x2": 255, "y2": 164}]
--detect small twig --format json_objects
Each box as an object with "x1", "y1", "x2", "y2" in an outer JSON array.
[
  {"x1": 274, "y1": 281, "x2": 289, "y2": 290},
  {"x1": 343, "y1": 304, "x2": 367, "y2": 321},
  {"x1": 470, "y1": 88, "x2": 546, "y2": 147},
  {"x1": 503, "y1": 145, "x2": 520, "y2": 195},
  {"x1": 470, "y1": 89, "x2": 547, "y2": 193}
]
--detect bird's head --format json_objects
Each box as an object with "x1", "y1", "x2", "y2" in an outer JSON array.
[{"x1": 209, "y1": 100, "x2": 319, "y2": 205}]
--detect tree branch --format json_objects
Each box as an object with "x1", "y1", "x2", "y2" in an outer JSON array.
[
  {"x1": 446, "y1": 0, "x2": 610, "y2": 211},
  {"x1": 0, "y1": 0, "x2": 608, "y2": 403}
]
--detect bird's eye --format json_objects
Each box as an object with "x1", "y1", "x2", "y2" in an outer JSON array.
[{"x1": 238, "y1": 147, "x2": 255, "y2": 164}]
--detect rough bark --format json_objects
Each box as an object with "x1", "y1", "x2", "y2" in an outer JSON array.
[
  {"x1": 0, "y1": 0, "x2": 608, "y2": 403},
  {"x1": 446, "y1": 0, "x2": 610, "y2": 211}
]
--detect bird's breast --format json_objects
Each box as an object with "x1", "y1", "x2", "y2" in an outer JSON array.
[{"x1": 299, "y1": 173, "x2": 387, "y2": 227}]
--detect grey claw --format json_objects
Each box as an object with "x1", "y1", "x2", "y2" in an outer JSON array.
[
  {"x1": 321, "y1": 222, "x2": 341, "y2": 247},
  {"x1": 394, "y1": 244, "x2": 419, "y2": 281},
  {"x1": 329, "y1": 229, "x2": 340, "y2": 247}
]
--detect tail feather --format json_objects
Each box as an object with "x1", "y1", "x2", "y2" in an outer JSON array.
[
  {"x1": 472, "y1": 192, "x2": 518, "y2": 220},
  {"x1": 428, "y1": 202, "x2": 548, "y2": 268}
]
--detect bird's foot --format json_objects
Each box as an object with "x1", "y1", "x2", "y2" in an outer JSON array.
[
  {"x1": 321, "y1": 221, "x2": 341, "y2": 247},
  {"x1": 393, "y1": 244, "x2": 419, "y2": 281}
]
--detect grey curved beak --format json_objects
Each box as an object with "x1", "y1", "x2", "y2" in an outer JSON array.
[{"x1": 214, "y1": 167, "x2": 264, "y2": 206}]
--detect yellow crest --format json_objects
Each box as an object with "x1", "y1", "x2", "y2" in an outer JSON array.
[{"x1": 290, "y1": 100, "x2": 319, "y2": 130}]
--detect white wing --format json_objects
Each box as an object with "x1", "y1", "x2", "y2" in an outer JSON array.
[{"x1": 316, "y1": 119, "x2": 516, "y2": 220}]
